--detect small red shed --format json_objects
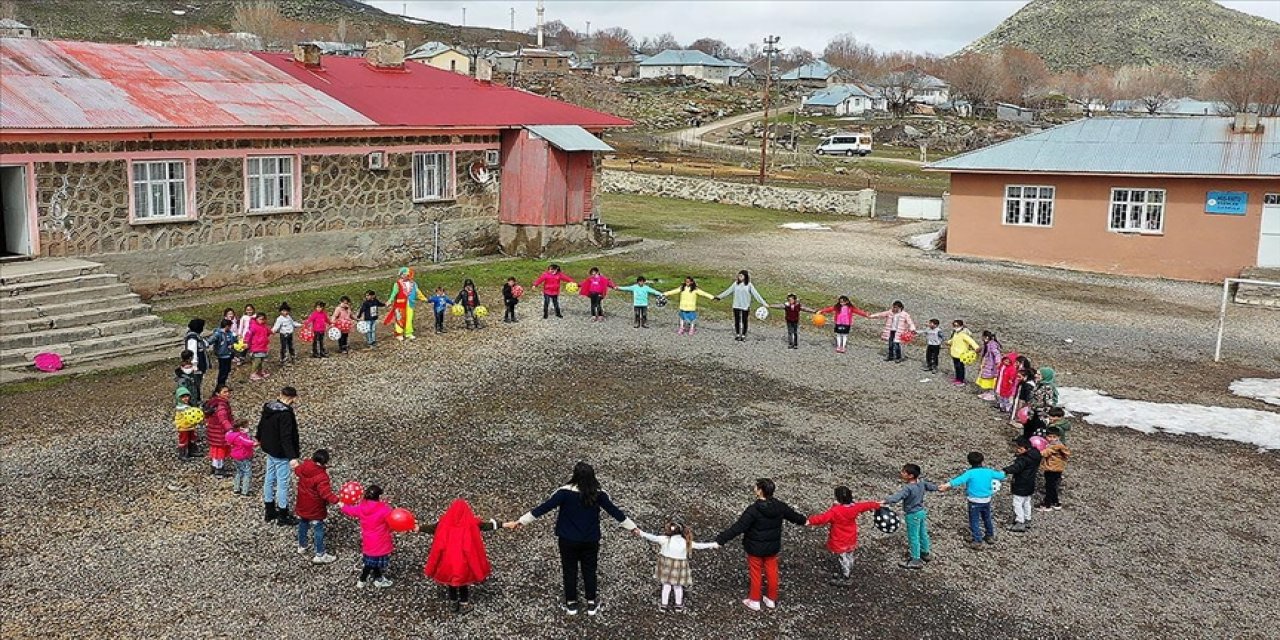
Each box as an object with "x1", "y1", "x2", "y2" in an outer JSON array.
[{"x1": 499, "y1": 125, "x2": 613, "y2": 255}]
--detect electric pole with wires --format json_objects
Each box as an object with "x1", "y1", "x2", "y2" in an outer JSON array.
[{"x1": 759, "y1": 35, "x2": 780, "y2": 185}]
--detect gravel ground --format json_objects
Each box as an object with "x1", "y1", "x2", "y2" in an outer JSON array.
[{"x1": 1, "y1": 290, "x2": 1277, "y2": 639}]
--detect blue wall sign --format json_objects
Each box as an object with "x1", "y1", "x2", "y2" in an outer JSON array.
[{"x1": 1205, "y1": 191, "x2": 1248, "y2": 215}]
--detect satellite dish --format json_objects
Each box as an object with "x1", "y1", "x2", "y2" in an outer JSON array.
[{"x1": 469, "y1": 161, "x2": 492, "y2": 184}]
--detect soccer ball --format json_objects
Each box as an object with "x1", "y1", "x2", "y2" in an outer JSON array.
[
  {"x1": 511, "y1": 285, "x2": 525, "y2": 299},
  {"x1": 564, "y1": 282, "x2": 579, "y2": 295},
  {"x1": 474, "y1": 305, "x2": 489, "y2": 318},
  {"x1": 326, "y1": 327, "x2": 341, "y2": 341},
  {"x1": 450, "y1": 304, "x2": 465, "y2": 317},
  {"x1": 339, "y1": 481, "x2": 364, "y2": 505},
  {"x1": 991, "y1": 480, "x2": 1003, "y2": 494},
  {"x1": 754, "y1": 306, "x2": 769, "y2": 321},
  {"x1": 959, "y1": 349, "x2": 978, "y2": 366},
  {"x1": 655, "y1": 295, "x2": 668, "y2": 308},
  {"x1": 355, "y1": 320, "x2": 371, "y2": 335},
  {"x1": 873, "y1": 506, "x2": 900, "y2": 534}
]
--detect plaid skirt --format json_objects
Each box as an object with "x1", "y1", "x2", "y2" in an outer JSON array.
[
  {"x1": 656, "y1": 556, "x2": 693, "y2": 587},
  {"x1": 363, "y1": 554, "x2": 390, "y2": 570}
]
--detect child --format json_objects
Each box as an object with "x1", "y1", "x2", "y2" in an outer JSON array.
[
  {"x1": 175, "y1": 350, "x2": 199, "y2": 397},
  {"x1": 419, "y1": 499, "x2": 502, "y2": 614},
  {"x1": 882, "y1": 465, "x2": 940, "y2": 570},
  {"x1": 663, "y1": 277, "x2": 716, "y2": 336},
  {"x1": 533, "y1": 264, "x2": 575, "y2": 319},
  {"x1": 579, "y1": 267, "x2": 615, "y2": 322},
  {"x1": 225, "y1": 419, "x2": 257, "y2": 496},
  {"x1": 1045, "y1": 407, "x2": 1071, "y2": 443},
  {"x1": 456, "y1": 279, "x2": 482, "y2": 330},
  {"x1": 922, "y1": 319, "x2": 944, "y2": 373},
  {"x1": 714, "y1": 478, "x2": 808, "y2": 612},
  {"x1": 715, "y1": 270, "x2": 768, "y2": 341},
  {"x1": 1010, "y1": 356, "x2": 1036, "y2": 424},
  {"x1": 817, "y1": 296, "x2": 870, "y2": 354},
  {"x1": 1003, "y1": 437, "x2": 1042, "y2": 532},
  {"x1": 182, "y1": 319, "x2": 209, "y2": 405},
  {"x1": 616, "y1": 276, "x2": 663, "y2": 329},
  {"x1": 1039, "y1": 427, "x2": 1071, "y2": 511},
  {"x1": 428, "y1": 287, "x2": 455, "y2": 334},
  {"x1": 939, "y1": 452, "x2": 1007, "y2": 548},
  {"x1": 245, "y1": 312, "x2": 272, "y2": 381},
  {"x1": 358, "y1": 290, "x2": 384, "y2": 347},
  {"x1": 869, "y1": 300, "x2": 916, "y2": 362},
  {"x1": 294, "y1": 449, "x2": 340, "y2": 565},
  {"x1": 634, "y1": 521, "x2": 719, "y2": 612},
  {"x1": 330, "y1": 296, "x2": 355, "y2": 354},
  {"x1": 236, "y1": 304, "x2": 255, "y2": 343},
  {"x1": 501, "y1": 278, "x2": 520, "y2": 323},
  {"x1": 223, "y1": 308, "x2": 243, "y2": 365},
  {"x1": 806, "y1": 486, "x2": 881, "y2": 582},
  {"x1": 945, "y1": 319, "x2": 980, "y2": 385},
  {"x1": 769, "y1": 294, "x2": 815, "y2": 349},
  {"x1": 272, "y1": 303, "x2": 299, "y2": 364},
  {"x1": 976, "y1": 331, "x2": 1003, "y2": 397},
  {"x1": 203, "y1": 384, "x2": 234, "y2": 478},
  {"x1": 174, "y1": 387, "x2": 201, "y2": 461},
  {"x1": 305, "y1": 301, "x2": 329, "y2": 358},
  {"x1": 995, "y1": 351, "x2": 1021, "y2": 412},
  {"x1": 210, "y1": 318, "x2": 236, "y2": 388},
  {"x1": 341, "y1": 484, "x2": 395, "y2": 588}
]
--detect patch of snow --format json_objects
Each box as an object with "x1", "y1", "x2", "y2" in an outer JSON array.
[
  {"x1": 1059, "y1": 387, "x2": 1280, "y2": 451},
  {"x1": 402, "y1": 16, "x2": 429, "y2": 24},
  {"x1": 907, "y1": 229, "x2": 942, "y2": 250},
  {"x1": 172, "y1": 10, "x2": 186, "y2": 15},
  {"x1": 779, "y1": 222, "x2": 831, "y2": 231},
  {"x1": 1230, "y1": 378, "x2": 1280, "y2": 406}
]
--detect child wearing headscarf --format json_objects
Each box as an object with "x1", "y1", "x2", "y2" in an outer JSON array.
[{"x1": 419, "y1": 499, "x2": 501, "y2": 615}]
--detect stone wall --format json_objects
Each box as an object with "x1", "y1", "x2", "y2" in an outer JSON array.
[{"x1": 600, "y1": 170, "x2": 876, "y2": 217}]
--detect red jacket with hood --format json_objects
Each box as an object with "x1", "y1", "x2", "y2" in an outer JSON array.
[
  {"x1": 293, "y1": 460, "x2": 339, "y2": 521},
  {"x1": 203, "y1": 394, "x2": 233, "y2": 448},
  {"x1": 807, "y1": 501, "x2": 881, "y2": 554},
  {"x1": 422, "y1": 499, "x2": 494, "y2": 586}
]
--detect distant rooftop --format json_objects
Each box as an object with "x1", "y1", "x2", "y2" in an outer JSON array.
[
  {"x1": 639, "y1": 49, "x2": 739, "y2": 68},
  {"x1": 0, "y1": 18, "x2": 30, "y2": 29},
  {"x1": 779, "y1": 60, "x2": 837, "y2": 81},
  {"x1": 804, "y1": 84, "x2": 871, "y2": 107},
  {"x1": 407, "y1": 41, "x2": 455, "y2": 59}
]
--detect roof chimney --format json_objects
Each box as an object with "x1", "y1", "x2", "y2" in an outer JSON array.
[
  {"x1": 293, "y1": 42, "x2": 322, "y2": 68},
  {"x1": 1233, "y1": 112, "x2": 1260, "y2": 134},
  {"x1": 365, "y1": 40, "x2": 406, "y2": 69},
  {"x1": 536, "y1": 0, "x2": 545, "y2": 47}
]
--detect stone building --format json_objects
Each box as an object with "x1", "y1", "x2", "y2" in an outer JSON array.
[{"x1": 0, "y1": 37, "x2": 629, "y2": 295}]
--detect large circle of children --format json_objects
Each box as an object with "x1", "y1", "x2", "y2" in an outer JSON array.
[{"x1": 169, "y1": 264, "x2": 1073, "y2": 616}]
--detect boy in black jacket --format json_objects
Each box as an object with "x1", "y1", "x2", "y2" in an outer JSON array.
[
  {"x1": 715, "y1": 478, "x2": 808, "y2": 611},
  {"x1": 1003, "y1": 437, "x2": 1042, "y2": 533},
  {"x1": 357, "y1": 290, "x2": 384, "y2": 348},
  {"x1": 502, "y1": 277, "x2": 520, "y2": 323},
  {"x1": 257, "y1": 386, "x2": 302, "y2": 527}
]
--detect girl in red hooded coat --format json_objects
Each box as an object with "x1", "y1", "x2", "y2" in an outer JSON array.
[
  {"x1": 418, "y1": 499, "x2": 501, "y2": 614},
  {"x1": 203, "y1": 384, "x2": 234, "y2": 478},
  {"x1": 805, "y1": 485, "x2": 881, "y2": 585}
]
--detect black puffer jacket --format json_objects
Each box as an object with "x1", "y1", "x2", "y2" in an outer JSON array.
[
  {"x1": 715, "y1": 498, "x2": 807, "y2": 557},
  {"x1": 256, "y1": 400, "x2": 300, "y2": 460},
  {"x1": 1003, "y1": 448, "x2": 1043, "y2": 497}
]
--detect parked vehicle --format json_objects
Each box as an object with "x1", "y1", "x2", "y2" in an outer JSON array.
[{"x1": 815, "y1": 133, "x2": 872, "y2": 157}]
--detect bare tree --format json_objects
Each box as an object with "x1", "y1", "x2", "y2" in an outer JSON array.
[
  {"x1": 593, "y1": 27, "x2": 635, "y2": 59},
  {"x1": 739, "y1": 42, "x2": 761, "y2": 64},
  {"x1": 689, "y1": 37, "x2": 730, "y2": 58},
  {"x1": 942, "y1": 51, "x2": 1002, "y2": 109},
  {"x1": 0, "y1": 1, "x2": 17, "y2": 21},
  {"x1": 823, "y1": 33, "x2": 878, "y2": 78},
  {"x1": 1115, "y1": 64, "x2": 1187, "y2": 114},
  {"x1": 1205, "y1": 45, "x2": 1280, "y2": 117},
  {"x1": 877, "y1": 67, "x2": 925, "y2": 117},
  {"x1": 998, "y1": 47, "x2": 1049, "y2": 105},
  {"x1": 784, "y1": 46, "x2": 815, "y2": 66},
  {"x1": 231, "y1": 1, "x2": 289, "y2": 47}
]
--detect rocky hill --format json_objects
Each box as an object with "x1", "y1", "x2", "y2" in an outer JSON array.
[
  {"x1": 5, "y1": 0, "x2": 526, "y2": 47},
  {"x1": 964, "y1": 0, "x2": 1280, "y2": 71}
]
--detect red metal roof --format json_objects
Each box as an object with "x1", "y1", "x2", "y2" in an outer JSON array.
[
  {"x1": 0, "y1": 38, "x2": 375, "y2": 131},
  {"x1": 253, "y1": 52, "x2": 631, "y2": 129}
]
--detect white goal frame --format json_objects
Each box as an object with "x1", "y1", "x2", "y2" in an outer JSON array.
[{"x1": 1215, "y1": 278, "x2": 1280, "y2": 362}]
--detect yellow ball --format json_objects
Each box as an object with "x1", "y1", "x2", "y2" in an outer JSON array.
[
  {"x1": 959, "y1": 350, "x2": 978, "y2": 366},
  {"x1": 233, "y1": 340, "x2": 247, "y2": 352},
  {"x1": 450, "y1": 304, "x2": 465, "y2": 316},
  {"x1": 474, "y1": 305, "x2": 489, "y2": 318},
  {"x1": 564, "y1": 282, "x2": 579, "y2": 295}
]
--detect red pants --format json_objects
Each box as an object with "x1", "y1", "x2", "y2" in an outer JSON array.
[
  {"x1": 747, "y1": 554, "x2": 780, "y2": 602},
  {"x1": 208, "y1": 444, "x2": 228, "y2": 461},
  {"x1": 177, "y1": 430, "x2": 195, "y2": 447}
]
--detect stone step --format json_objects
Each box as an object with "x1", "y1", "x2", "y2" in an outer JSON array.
[
  {"x1": 0, "y1": 273, "x2": 121, "y2": 297},
  {"x1": 0, "y1": 259, "x2": 103, "y2": 285},
  {"x1": 0, "y1": 302, "x2": 152, "y2": 334},
  {"x1": 1234, "y1": 282, "x2": 1280, "y2": 308},
  {"x1": 1, "y1": 326, "x2": 178, "y2": 370},
  {"x1": 0, "y1": 315, "x2": 165, "y2": 350},
  {"x1": 7, "y1": 282, "x2": 135, "y2": 307},
  {"x1": 0, "y1": 293, "x2": 143, "y2": 323}
]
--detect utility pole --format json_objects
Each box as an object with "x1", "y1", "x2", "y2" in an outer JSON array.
[
  {"x1": 462, "y1": 7, "x2": 466, "y2": 27},
  {"x1": 510, "y1": 7, "x2": 515, "y2": 31},
  {"x1": 759, "y1": 35, "x2": 780, "y2": 185},
  {"x1": 586, "y1": 21, "x2": 591, "y2": 37}
]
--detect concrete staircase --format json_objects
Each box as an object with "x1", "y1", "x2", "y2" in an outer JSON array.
[
  {"x1": 1234, "y1": 268, "x2": 1280, "y2": 309},
  {"x1": 0, "y1": 259, "x2": 180, "y2": 382},
  {"x1": 584, "y1": 216, "x2": 643, "y2": 249}
]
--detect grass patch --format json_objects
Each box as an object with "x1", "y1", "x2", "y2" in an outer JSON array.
[
  {"x1": 602, "y1": 194, "x2": 846, "y2": 241},
  {"x1": 0, "y1": 362, "x2": 158, "y2": 397}
]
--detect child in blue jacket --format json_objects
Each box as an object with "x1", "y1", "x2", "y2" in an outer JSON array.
[
  {"x1": 939, "y1": 451, "x2": 1007, "y2": 548},
  {"x1": 428, "y1": 288, "x2": 455, "y2": 334},
  {"x1": 615, "y1": 276, "x2": 664, "y2": 329}
]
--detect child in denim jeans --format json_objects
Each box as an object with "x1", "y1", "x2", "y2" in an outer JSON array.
[
  {"x1": 225, "y1": 419, "x2": 257, "y2": 496},
  {"x1": 358, "y1": 290, "x2": 384, "y2": 347},
  {"x1": 428, "y1": 288, "x2": 454, "y2": 334},
  {"x1": 939, "y1": 451, "x2": 1006, "y2": 548}
]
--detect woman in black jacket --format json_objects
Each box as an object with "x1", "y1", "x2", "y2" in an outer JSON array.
[
  {"x1": 715, "y1": 478, "x2": 808, "y2": 611},
  {"x1": 507, "y1": 462, "x2": 636, "y2": 617}
]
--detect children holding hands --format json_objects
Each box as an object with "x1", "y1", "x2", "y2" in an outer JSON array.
[
  {"x1": 616, "y1": 276, "x2": 663, "y2": 328},
  {"x1": 770, "y1": 294, "x2": 816, "y2": 349},
  {"x1": 633, "y1": 521, "x2": 720, "y2": 612},
  {"x1": 869, "y1": 300, "x2": 916, "y2": 362},
  {"x1": 817, "y1": 296, "x2": 870, "y2": 353},
  {"x1": 806, "y1": 486, "x2": 881, "y2": 582}
]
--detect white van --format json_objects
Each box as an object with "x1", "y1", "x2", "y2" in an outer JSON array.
[{"x1": 815, "y1": 133, "x2": 872, "y2": 157}]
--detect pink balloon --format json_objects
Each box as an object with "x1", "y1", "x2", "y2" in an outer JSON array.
[
  {"x1": 1030, "y1": 436, "x2": 1048, "y2": 451},
  {"x1": 1015, "y1": 406, "x2": 1030, "y2": 424}
]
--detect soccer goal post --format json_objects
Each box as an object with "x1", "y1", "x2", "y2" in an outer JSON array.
[{"x1": 1215, "y1": 278, "x2": 1280, "y2": 362}]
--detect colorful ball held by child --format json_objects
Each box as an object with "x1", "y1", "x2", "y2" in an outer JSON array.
[
  {"x1": 1015, "y1": 406, "x2": 1031, "y2": 425},
  {"x1": 656, "y1": 295, "x2": 668, "y2": 308},
  {"x1": 1029, "y1": 435, "x2": 1048, "y2": 451},
  {"x1": 564, "y1": 282, "x2": 579, "y2": 295},
  {"x1": 298, "y1": 326, "x2": 315, "y2": 343},
  {"x1": 450, "y1": 303, "x2": 465, "y2": 317},
  {"x1": 474, "y1": 305, "x2": 489, "y2": 318},
  {"x1": 812, "y1": 313, "x2": 827, "y2": 327},
  {"x1": 873, "y1": 506, "x2": 900, "y2": 534},
  {"x1": 326, "y1": 326, "x2": 341, "y2": 341},
  {"x1": 339, "y1": 481, "x2": 364, "y2": 504},
  {"x1": 386, "y1": 507, "x2": 417, "y2": 532},
  {"x1": 336, "y1": 318, "x2": 355, "y2": 333},
  {"x1": 754, "y1": 306, "x2": 769, "y2": 321},
  {"x1": 899, "y1": 330, "x2": 917, "y2": 344},
  {"x1": 511, "y1": 284, "x2": 525, "y2": 299},
  {"x1": 959, "y1": 349, "x2": 978, "y2": 366},
  {"x1": 355, "y1": 320, "x2": 371, "y2": 335},
  {"x1": 233, "y1": 340, "x2": 248, "y2": 353}
]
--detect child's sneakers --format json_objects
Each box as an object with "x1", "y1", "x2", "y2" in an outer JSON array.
[
  {"x1": 761, "y1": 597, "x2": 776, "y2": 610},
  {"x1": 900, "y1": 559, "x2": 924, "y2": 570},
  {"x1": 373, "y1": 577, "x2": 393, "y2": 588},
  {"x1": 586, "y1": 600, "x2": 600, "y2": 616},
  {"x1": 563, "y1": 601, "x2": 580, "y2": 616},
  {"x1": 356, "y1": 579, "x2": 367, "y2": 589},
  {"x1": 676, "y1": 327, "x2": 686, "y2": 335},
  {"x1": 296, "y1": 546, "x2": 309, "y2": 556},
  {"x1": 312, "y1": 554, "x2": 337, "y2": 565},
  {"x1": 741, "y1": 598, "x2": 762, "y2": 611}
]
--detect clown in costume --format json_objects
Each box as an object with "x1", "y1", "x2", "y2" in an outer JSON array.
[
  {"x1": 384, "y1": 267, "x2": 428, "y2": 340},
  {"x1": 419, "y1": 499, "x2": 500, "y2": 614}
]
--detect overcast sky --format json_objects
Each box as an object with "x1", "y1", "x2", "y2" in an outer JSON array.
[{"x1": 369, "y1": 1, "x2": 1280, "y2": 55}]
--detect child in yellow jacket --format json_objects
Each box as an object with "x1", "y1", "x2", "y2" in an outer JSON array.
[
  {"x1": 945, "y1": 319, "x2": 980, "y2": 386},
  {"x1": 663, "y1": 277, "x2": 716, "y2": 336}
]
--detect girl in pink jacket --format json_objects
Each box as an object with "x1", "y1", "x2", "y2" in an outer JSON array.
[
  {"x1": 224, "y1": 419, "x2": 257, "y2": 496},
  {"x1": 533, "y1": 264, "x2": 576, "y2": 320},
  {"x1": 245, "y1": 312, "x2": 272, "y2": 381},
  {"x1": 578, "y1": 267, "x2": 615, "y2": 321},
  {"x1": 817, "y1": 296, "x2": 870, "y2": 354},
  {"x1": 342, "y1": 484, "x2": 395, "y2": 588},
  {"x1": 869, "y1": 301, "x2": 916, "y2": 363}
]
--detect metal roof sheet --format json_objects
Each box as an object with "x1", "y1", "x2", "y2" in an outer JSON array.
[
  {"x1": 804, "y1": 84, "x2": 871, "y2": 107},
  {"x1": 0, "y1": 37, "x2": 374, "y2": 130},
  {"x1": 927, "y1": 117, "x2": 1280, "y2": 177},
  {"x1": 780, "y1": 60, "x2": 837, "y2": 81},
  {"x1": 525, "y1": 125, "x2": 613, "y2": 152},
  {"x1": 639, "y1": 50, "x2": 739, "y2": 68}
]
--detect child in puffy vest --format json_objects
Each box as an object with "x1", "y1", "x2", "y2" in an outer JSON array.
[
  {"x1": 770, "y1": 294, "x2": 816, "y2": 349},
  {"x1": 342, "y1": 484, "x2": 394, "y2": 588},
  {"x1": 634, "y1": 520, "x2": 719, "y2": 612},
  {"x1": 224, "y1": 419, "x2": 257, "y2": 496},
  {"x1": 419, "y1": 499, "x2": 502, "y2": 615},
  {"x1": 294, "y1": 449, "x2": 340, "y2": 565},
  {"x1": 806, "y1": 486, "x2": 880, "y2": 583}
]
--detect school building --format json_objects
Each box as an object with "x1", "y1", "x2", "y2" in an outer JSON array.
[{"x1": 927, "y1": 115, "x2": 1279, "y2": 282}]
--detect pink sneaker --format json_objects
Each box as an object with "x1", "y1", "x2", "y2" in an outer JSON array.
[
  {"x1": 837, "y1": 347, "x2": 846, "y2": 353},
  {"x1": 677, "y1": 327, "x2": 685, "y2": 335},
  {"x1": 689, "y1": 327, "x2": 696, "y2": 335},
  {"x1": 952, "y1": 380, "x2": 966, "y2": 386}
]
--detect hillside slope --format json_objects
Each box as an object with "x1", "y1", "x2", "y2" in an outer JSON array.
[
  {"x1": 964, "y1": 0, "x2": 1280, "y2": 70},
  {"x1": 6, "y1": 0, "x2": 525, "y2": 47}
]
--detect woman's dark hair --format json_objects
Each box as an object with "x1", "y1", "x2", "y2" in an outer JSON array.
[
  {"x1": 834, "y1": 485, "x2": 853, "y2": 504},
  {"x1": 187, "y1": 318, "x2": 205, "y2": 333},
  {"x1": 569, "y1": 461, "x2": 601, "y2": 507},
  {"x1": 738, "y1": 270, "x2": 750, "y2": 285},
  {"x1": 364, "y1": 484, "x2": 383, "y2": 501},
  {"x1": 755, "y1": 478, "x2": 776, "y2": 498},
  {"x1": 967, "y1": 451, "x2": 984, "y2": 467}
]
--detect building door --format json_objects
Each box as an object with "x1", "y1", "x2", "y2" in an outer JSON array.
[
  {"x1": 1261, "y1": 193, "x2": 1280, "y2": 267},
  {"x1": 0, "y1": 165, "x2": 33, "y2": 258}
]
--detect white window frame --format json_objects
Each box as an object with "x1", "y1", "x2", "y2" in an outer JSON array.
[
  {"x1": 412, "y1": 151, "x2": 455, "y2": 202},
  {"x1": 244, "y1": 155, "x2": 299, "y2": 213},
  {"x1": 129, "y1": 159, "x2": 193, "y2": 223},
  {"x1": 1002, "y1": 184, "x2": 1055, "y2": 227},
  {"x1": 1109, "y1": 187, "x2": 1166, "y2": 234}
]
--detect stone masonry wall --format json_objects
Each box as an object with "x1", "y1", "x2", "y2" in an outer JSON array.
[{"x1": 600, "y1": 170, "x2": 876, "y2": 217}]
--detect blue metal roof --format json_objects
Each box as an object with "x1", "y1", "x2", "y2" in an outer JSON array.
[
  {"x1": 780, "y1": 60, "x2": 837, "y2": 81},
  {"x1": 804, "y1": 84, "x2": 870, "y2": 107},
  {"x1": 927, "y1": 117, "x2": 1280, "y2": 177},
  {"x1": 638, "y1": 50, "x2": 738, "y2": 68},
  {"x1": 526, "y1": 125, "x2": 614, "y2": 152}
]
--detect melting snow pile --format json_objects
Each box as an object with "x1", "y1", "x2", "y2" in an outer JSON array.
[
  {"x1": 1058, "y1": 387, "x2": 1280, "y2": 451},
  {"x1": 908, "y1": 229, "x2": 943, "y2": 250},
  {"x1": 779, "y1": 222, "x2": 831, "y2": 231},
  {"x1": 1229, "y1": 378, "x2": 1280, "y2": 406}
]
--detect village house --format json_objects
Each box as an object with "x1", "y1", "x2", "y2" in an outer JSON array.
[
  {"x1": 802, "y1": 84, "x2": 877, "y2": 116},
  {"x1": 778, "y1": 60, "x2": 840, "y2": 87},
  {"x1": 637, "y1": 49, "x2": 741, "y2": 84},
  {"x1": 0, "y1": 37, "x2": 629, "y2": 296},
  {"x1": 490, "y1": 47, "x2": 572, "y2": 76},
  {"x1": 927, "y1": 115, "x2": 1279, "y2": 281},
  {"x1": 726, "y1": 66, "x2": 757, "y2": 86},
  {"x1": 592, "y1": 53, "x2": 646, "y2": 79},
  {"x1": 407, "y1": 41, "x2": 472, "y2": 77},
  {"x1": 0, "y1": 18, "x2": 34, "y2": 38}
]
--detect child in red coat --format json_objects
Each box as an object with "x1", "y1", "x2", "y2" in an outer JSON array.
[
  {"x1": 294, "y1": 449, "x2": 340, "y2": 565},
  {"x1": 805, "y1": 486, "x2": 881, "y2": 585},
  {"x1": 418, "y1": 499, "x2": 500, "y2": 615}
]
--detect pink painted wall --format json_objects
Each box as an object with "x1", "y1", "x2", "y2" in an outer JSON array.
[{"x1": 499, "y1": 129, "x2": 591, "y2": 227}]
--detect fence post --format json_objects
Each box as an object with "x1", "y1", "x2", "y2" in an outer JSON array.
[{"x1": 1214, "y1": 278, "x2": 1231, "y2": 362}]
